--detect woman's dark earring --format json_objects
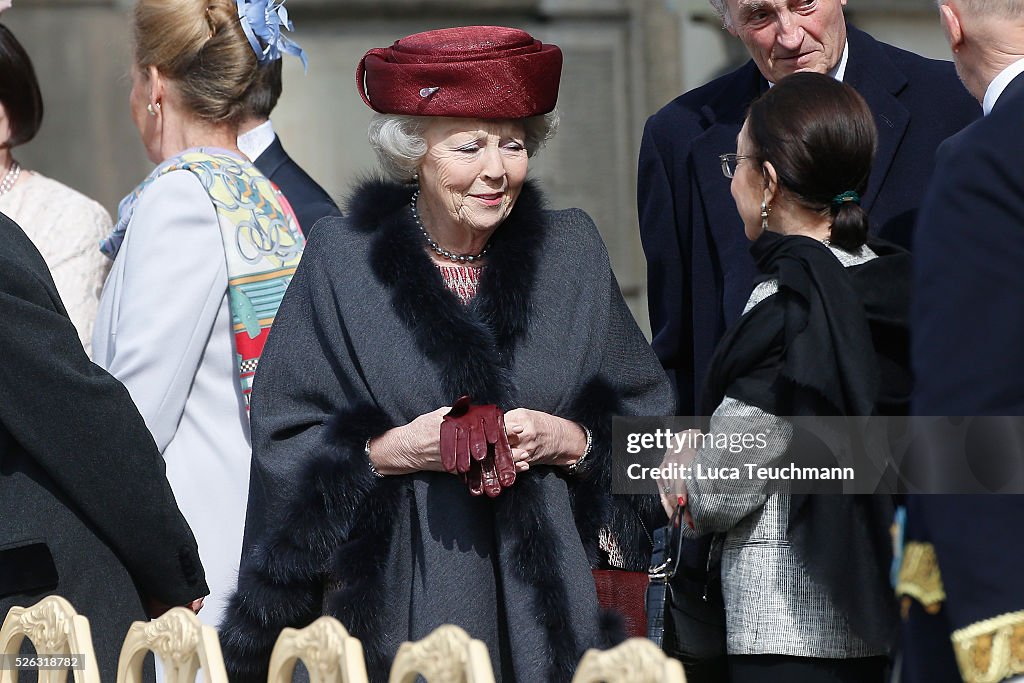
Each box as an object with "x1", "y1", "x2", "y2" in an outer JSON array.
[{"x1": 761, "y1": 201, "x2": 769, "y2": 232}]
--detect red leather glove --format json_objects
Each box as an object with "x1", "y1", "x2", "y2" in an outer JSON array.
[
  {"x1": 464, "y1": 448, "x2": 505, "y2": 498},
  {"x1": 441, "y1": 396, "x2": 515, "y2": 497}
]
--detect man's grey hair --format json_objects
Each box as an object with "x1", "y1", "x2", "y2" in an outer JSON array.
[
  {"x1": 709, "y1": 0, "x2": 733, "y2": 29},
  {"x1": 367, "y1": 111, "x2": 560, "y2": 183},
  {"x1": 937, "y1": 0, "x2": 1023, "y2": 18}
]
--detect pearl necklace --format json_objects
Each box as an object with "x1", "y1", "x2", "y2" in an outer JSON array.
[
  {"x1": 410, "y1": 190, "x2": 490, "y2": 263},
  {"x1": 0, "y1": 161, "x2": 21, "y2": 197}
]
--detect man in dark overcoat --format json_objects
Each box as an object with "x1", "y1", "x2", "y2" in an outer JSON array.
[
  {"x1": 904, "y1": 1, "x2": 1024, "y2": 682},
  {"x1": 0, "y1": 212, "x2": 208, "y2": 681},
  {"x1": 237, "y1": 60, "x2": 341, "y2": 241},
  {"x1": 638, "y1": 0, "x2": 980, "y2": 413}
]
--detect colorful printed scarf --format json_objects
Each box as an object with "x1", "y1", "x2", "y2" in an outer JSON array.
[{"x1": 101, "y1": 148, "x2": 304, "y2": 409}]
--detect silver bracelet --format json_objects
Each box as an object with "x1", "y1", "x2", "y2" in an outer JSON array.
[
  {"x1": 365, "y1": 438, "x2": 385, "y2": 478},
  {"x1": 567, "y1": 425, "x2": 593, "y2": 475}
]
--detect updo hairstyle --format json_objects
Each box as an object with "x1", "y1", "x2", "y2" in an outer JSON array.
[
  {"x1": 746, "y1": 73, "x2": 877, "y2": 251},
  {"x1": 133, "y1": 0, "x2": 259, "y2": 124},
  {"x1": 0, "y1": 24, "x2": 44, "y2": 149}
]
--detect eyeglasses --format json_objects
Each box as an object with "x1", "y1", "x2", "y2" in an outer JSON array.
[{"x1": 719, "y1": 153, "x2": 754, "y2": 179}]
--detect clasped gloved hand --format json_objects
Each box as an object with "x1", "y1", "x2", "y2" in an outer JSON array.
[{"x1": 440, "y1": 396, "x2": 516, "y2": 497}]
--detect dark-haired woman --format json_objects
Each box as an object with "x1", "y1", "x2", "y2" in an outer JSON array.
[
  {"x1": 663, "y1": 72, "x2": 909, "y2": 683},
  {"x1": 0, "y1": 22, "x2": 112, "y2": 356}
]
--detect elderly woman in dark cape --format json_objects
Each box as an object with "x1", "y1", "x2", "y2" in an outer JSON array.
[{"x1": 220, "y1": 26, "x2": 674, "y2": 683}]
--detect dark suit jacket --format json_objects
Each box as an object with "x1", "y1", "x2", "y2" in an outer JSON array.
[
  {"x1": 254, "y1": 135, "x2": 341, "y2": 240},
  {"x1": 914, "y1": 71, "x2": 1024, "y2": 416},
  {"x1": 905, "y1": 72, "x2": 1024, "y2": 683},
  {"x1": 638, "y1": 25, "x2": 980, "y2": 414},
  {"x1": 0, "y1": 212, "x2": 207, "y2": 681}
]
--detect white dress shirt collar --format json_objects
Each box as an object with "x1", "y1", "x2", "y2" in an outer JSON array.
[
  {"x1": 237, "y1": 119, "x2": 276, "y2": 162},
  {"x1": 829, "y1": 39, "x2": 850, "y2": 83},
  {"x1": 983, "y1": 57, "x2": 1024, "y2": 116}
]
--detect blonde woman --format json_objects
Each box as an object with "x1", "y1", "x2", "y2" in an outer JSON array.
[{"x1": 93, "y1": 0, "x2": 305, "y2": 626}]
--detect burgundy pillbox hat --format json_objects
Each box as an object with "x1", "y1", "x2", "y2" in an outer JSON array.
[{"x1": 356, "y1": 26, "x2": 562, "y2": 119}]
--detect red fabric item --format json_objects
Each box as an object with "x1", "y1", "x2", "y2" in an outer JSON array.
[
  {"x1": 441, "y1": 396, "x2": 516, "y2": 498},
  {"x1": 357, "y1": 26, "x2": 562, "y2": 118},
  {"x1": 592, "y1": 569, "x2": 649, "y2": 639},
  {"x1": 437, "y1": 264, "x2": 482, "y2": 304}
]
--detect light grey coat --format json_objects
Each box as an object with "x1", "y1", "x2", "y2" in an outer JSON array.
[{"x1": 685, "y1": 244, "x2": 891, "y2": 659}]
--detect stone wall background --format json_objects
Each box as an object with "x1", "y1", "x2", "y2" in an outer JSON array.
[{"x1": 4, "y1": 0, "x2": 950, "y2": 333}]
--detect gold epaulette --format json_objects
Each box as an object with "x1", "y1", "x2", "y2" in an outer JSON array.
[
  {"x1": 896, "y1": 541, "x2": 946, "y2": 615},
  {"x1": 952, "y1": 610, "x2": 1024, "y2": 683}
]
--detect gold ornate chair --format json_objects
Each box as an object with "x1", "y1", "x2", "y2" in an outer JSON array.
[
  {"x1": 0, "y1": 595, "x2": 101, "y2": 683},
  {"x1": 572, "y1": 638, "x2": 687, "y2": 683},
  {"x1": 387, "y1": 625, "x2": 495, "y2": 683},
  {"x1": 267, "y1": 616, "x2": 368, "y2": 683},
  {"x1": 116, "y1": 607, "x2": 227, "y2": 683}
]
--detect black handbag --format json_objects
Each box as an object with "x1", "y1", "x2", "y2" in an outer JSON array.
[{"x1": 647, "y1": 506, "x2": 727, "y2": 662}]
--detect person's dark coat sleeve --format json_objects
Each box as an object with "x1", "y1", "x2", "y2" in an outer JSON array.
[
  {"x1": 913, "y1": 127, "x2": 1024, "y2": 415},
  {"x1": 638, "y1": 118, "x2": 692, "y2": 413},
  {"x1": 0, "y1": 246, "x2": 207, "y2": 606}
]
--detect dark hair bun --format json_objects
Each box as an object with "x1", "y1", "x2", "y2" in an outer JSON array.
[{"x1": 829, "y1": 201, "x2": 869, "y2": 251}]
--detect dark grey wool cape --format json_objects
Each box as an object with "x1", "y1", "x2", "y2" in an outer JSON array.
[{"x1": 219, "y1": 179, "x2": 675, "y2": 683}]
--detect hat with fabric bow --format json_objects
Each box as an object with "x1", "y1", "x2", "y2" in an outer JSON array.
[{"x1": 356, "y1": 25, "x2": 562, "y2": 119}]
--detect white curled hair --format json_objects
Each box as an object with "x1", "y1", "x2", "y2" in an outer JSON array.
[
  {"x1": 708, "y1": 0, "x2": 732, "y2": 28},
  {"x1": 367, "y1": 110, "x2": 561, "y2": 183}
]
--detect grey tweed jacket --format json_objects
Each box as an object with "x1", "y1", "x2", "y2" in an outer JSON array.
[{"x1": 685, "y1": 244, "x2": 893, "y2": 659}]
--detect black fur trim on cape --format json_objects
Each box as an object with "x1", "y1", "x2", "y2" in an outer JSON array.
[
  {"x1": 220, "y1": 404, "x2": 397, "y2": 683},
  {"x1": 347, "y1": 177, "x2": 546, "y2": 407},
  {"x1": 323, "y1": 476, "x2": 406, "y2": 679},
  {"x1": 562, "y1": 377, "x2": 619, "y2": 566},
  {"x1": 501, "y1": 475, "x2": 588, "y2": 681},
  {"x1": 561, "y1": 377, "x2": 663, "y2": 574}
]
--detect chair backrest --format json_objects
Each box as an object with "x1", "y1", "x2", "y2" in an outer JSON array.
[
  {"x1": 267, "y1": 616, "x2": 368, "y2": 683},
  {"x1": 0, "y1": 595, "x2": 101, "y2": 683},
  {"x1": 571, "y1": 638, "x2": 687, "y2": 683},
  {"x1": 387, "y1": 625, "x2": 495, "y2": 683},
  {"x1": 116, "y1": 608, "x2": 227, "y2": 683}
]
